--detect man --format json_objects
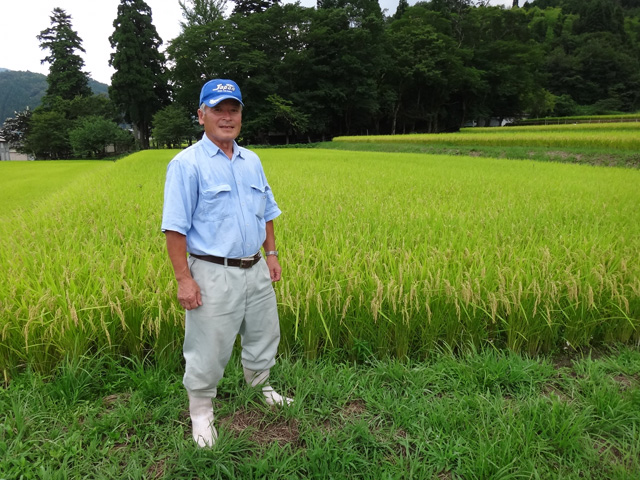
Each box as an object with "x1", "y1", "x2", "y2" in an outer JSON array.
[{"x1": 161, "y1": 79, "x2": 292, "y2": 448}]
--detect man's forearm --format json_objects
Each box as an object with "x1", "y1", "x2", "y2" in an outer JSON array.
[
  {"x1": 165, "y1": 230, "x2": 202, "y2": 310},
  {"x1": 262, "y1": 220, "x2": 282, "y2": 282},
  {"x1": 263, "y1": 220, "x2": 276, "y2": 252},
  {"x1": 165, "y1": 230, "x2": 192, "y2": 282}
]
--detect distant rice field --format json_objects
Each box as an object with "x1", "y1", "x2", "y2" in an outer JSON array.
[
  {"x1": 334, "y1": 122, "x2": 640, "y2": 150},
  {"x1": 0, "y1": 160, "x2": 112, "y2": 216},
  {"x1": 1, "y1": 146, "x2": 639, "y2": 377}
]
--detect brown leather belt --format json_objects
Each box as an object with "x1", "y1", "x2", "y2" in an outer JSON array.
[{"x1": 190, "y1": 252, "x2": 261, "y2": 269}]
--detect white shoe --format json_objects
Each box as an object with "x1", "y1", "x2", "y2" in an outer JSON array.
[
  {"x1": 262, "y1": 386, "x2": 294, "y2": 406},
  {"x1": 188, "y1": 393, "x2": 217, "y2": 447},
  {"x1": 244, "y1": 367, "x2": 294, "y2": 406}
]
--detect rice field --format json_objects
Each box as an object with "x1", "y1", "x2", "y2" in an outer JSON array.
[
  {"x1": 0, "y1": 160, "x2": 112, "y2": 215},
  {"x1": 1, "y1": 144, "x2": 639, "y2": 378},
  {"x1": 334, "y1": 121, "x2": 640, "y2": 150},
  {"x1": 518, "y1": 113, "x2": 640, "y2": 124}
]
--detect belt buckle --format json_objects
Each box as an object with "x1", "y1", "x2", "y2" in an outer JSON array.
[{"x1": 240, "y1": 256, "x2": 254, "y2": 269}]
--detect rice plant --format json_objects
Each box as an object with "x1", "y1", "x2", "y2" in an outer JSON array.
[{"x1": 1, "y1": 147, "x2": 639, "y2": 376}]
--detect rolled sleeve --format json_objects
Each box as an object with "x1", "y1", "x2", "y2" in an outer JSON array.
[
  {"x1": 161, "y1": 158, "x2": 198, "y2": 235},
  {"x1": 263, "y1": 185, "x2": 281, "y2": 222}
]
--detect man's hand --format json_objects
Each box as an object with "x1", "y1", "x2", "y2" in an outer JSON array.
[
  {"x1": 177, "y1": 277, "x2": 202, "y2": 310},
  {"x1": 265, "y1": 255, "x2": 282, "y2": 282}
]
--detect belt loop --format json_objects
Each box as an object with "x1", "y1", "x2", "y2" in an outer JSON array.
[{"x1": 224, "y1": 258, "x2": 228, "y2": 267}]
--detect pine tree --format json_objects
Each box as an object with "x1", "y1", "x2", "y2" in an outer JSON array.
[
  {"x1": 109, "y1": 0, "x2": 169, "y2": 149},
  {"x1": 37, "y1": 8, "x2": 91, "y2": 101},
  {"x1": 394, "y1": 0, "x2": 409, "y2": 19}
]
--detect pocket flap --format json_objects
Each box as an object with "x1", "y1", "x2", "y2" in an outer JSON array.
[{"x1": 203, "y1": 184, "x2": 232, "y2": 198}]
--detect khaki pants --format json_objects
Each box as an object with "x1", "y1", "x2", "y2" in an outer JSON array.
[{"x1": 183, "y1": 256, "x2": 280, "y2": 397}]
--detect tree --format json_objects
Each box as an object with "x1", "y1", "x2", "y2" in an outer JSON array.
[
  {"x1": 166, "y1": 0, "x2": 640, "y2": 139},
  {"x1": 37, "y1": 8, "x2": 91, "y2": 101},
  {"x1": 109, "y1": 0, "x2": 169, "y2": 149},
  {"x1": 170, "y1": 0, "x2": 231, "y2": 112},
  {"x1": 0, "y1": 108, "x2": 32, "y2": 152},
  {"x1": 151, "y1": 105, "x2": 198, "y2": 148},
  {"x1": 393, "y1": 0, "x2": 409, "y2": 19},
  {"x1": 575, "y1": 0, "x2": 625, "y2": 36},
  {"x1": 232, "y1": 0, "x2": 279, "y2": 16},
  {"x1": 166, "y1": 21, "x2": 228, "y2": 112},
  {"x1": 385, "y1": 6, "x2": 473, "y2": 132},
  {"x1": 293, "y1": 2, "x2": 386, "y2": 138},
  {"x1": 69, "y1": 116, "x2": 133, "y2": 158},
  {"x1": 20, "y1": 9, "x2": 124, "y2": 160},
  {"x1": 180, "y1": 0, "x2": 228, "y2": 28},
  {"x1": 23, "y1": 110, "x2": 72, "y2": 159},
  {"x1": 265, "y1": 94, "x2": 310, "y2": 144},
  {"x1": 460, "y1": 6, "x2": 545, "y2": 123},
  {"x1": 168, "y1": 2, "x2": 315, "y2": 142}
]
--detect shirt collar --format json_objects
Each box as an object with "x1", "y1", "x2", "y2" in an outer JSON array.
[{"x1": 201, "y1": 134, "x2": 244, "y2": 161}]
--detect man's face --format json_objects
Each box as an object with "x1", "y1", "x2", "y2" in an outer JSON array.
[{"x1": 198, "y1": 99, "x2": 242, "y2": 145}]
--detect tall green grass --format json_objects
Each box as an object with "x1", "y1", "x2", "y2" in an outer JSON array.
[{"x1": 1, "y1": 149, "x2": 639, "y2": 377}]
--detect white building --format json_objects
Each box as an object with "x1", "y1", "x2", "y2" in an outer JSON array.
[{"x1": 0, "y1": 136, "x2": 31, "y2": 160}]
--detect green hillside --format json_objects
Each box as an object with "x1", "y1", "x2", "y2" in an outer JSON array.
[{"x1": 0, "y1": 69, "x2": 108, "y2": 123}]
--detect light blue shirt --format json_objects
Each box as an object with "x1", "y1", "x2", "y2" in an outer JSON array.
[{"x1": 161, "y1": 135, "x2": 281, "y2": 258}]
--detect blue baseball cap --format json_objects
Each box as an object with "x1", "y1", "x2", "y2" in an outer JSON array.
[{"x1": 199, "y1": 79, "x2": 244, "y2": 108}]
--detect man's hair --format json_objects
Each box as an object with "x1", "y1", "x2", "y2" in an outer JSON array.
[{"x1": 199, "y1": 101, "x2": 243, "y2": 112}]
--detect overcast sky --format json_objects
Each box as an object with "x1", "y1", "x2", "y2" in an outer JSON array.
[{"x1": 1, "y1": 0, "x2": 512, "y2": 85}]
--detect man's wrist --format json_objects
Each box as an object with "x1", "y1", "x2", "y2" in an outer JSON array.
[
  {"x1": 264, "y1": 250, "x2": 278, "y2": 257},
  {"x1": 174, "y1": 266, "x2": 192, "y2": 282}
]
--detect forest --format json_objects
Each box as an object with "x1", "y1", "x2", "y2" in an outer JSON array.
[
  {"x1": 2, "y1": 0, "x2": 640, "y2": 157},
  {"x1": 169, "y1": 0, "x2": 640, "y2": 143}
]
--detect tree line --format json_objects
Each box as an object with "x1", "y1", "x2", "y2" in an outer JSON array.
[{"x1": 2, "y1": 0, "x2": 640, "y2": 159}]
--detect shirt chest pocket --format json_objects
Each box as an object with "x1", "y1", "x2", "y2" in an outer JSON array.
[
  {"x1": 200, "y1": 184, "x2": 232, "y2": 221},
  {"x1": 250, "y1": 184, "x2": 267, "y2": 219}
]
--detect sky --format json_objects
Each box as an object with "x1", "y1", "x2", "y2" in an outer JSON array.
[{"x1": 1, "y1": 0, "x2": 512, "y2": 86}]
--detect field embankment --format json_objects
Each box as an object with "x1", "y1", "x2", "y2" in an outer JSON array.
[{"x1": 1, "y1": 148, "x2": 639, "y2": 377}]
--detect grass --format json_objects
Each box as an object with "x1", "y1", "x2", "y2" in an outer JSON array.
[{"x1": 1, "y1": 345, "x2": 639, "y2": 479}]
